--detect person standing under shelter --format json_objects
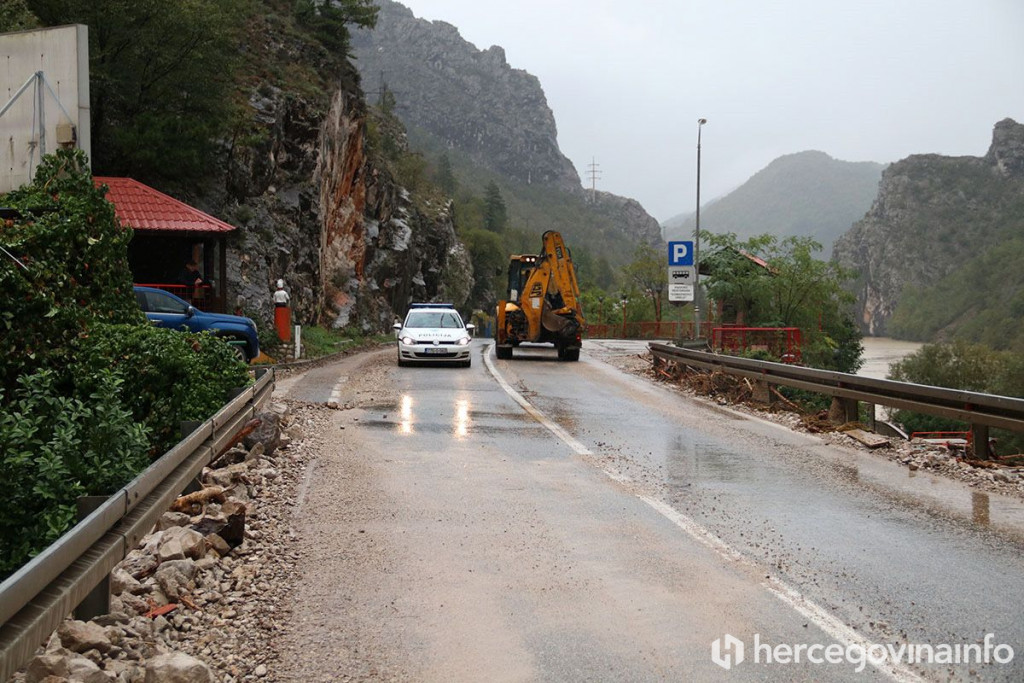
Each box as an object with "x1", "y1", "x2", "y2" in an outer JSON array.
[{"x1": 177, "y1": 260, "x2": 207, "y2": 305}]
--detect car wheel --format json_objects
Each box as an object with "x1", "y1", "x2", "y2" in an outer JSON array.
[
  {"x1": 462, "y1": 358, "x2": 472, "y2": 368},
  {"x1": 230, "y1": 344, "x2": 248, "y2": 363}
]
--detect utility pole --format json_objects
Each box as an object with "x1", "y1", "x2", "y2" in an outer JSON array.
[
  {"x1": 694, "y1": 118, "x2": 707, "y2": 340},
  {"x1": 587, "y1": 157, "x2": 602, "y2": 203}
]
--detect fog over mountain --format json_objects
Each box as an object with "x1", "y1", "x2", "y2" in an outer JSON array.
[
  {"x1": 398, "y1": 0, "x2": 1024, "y2": 222},
  {"x1": 662, "y1": 151, "x2": 885, "y2": 257}
]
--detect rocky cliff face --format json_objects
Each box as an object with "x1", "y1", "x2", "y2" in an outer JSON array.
[
  {"x1": 833, "y1": 118, "x2": 1024, "y2": 336},
  {"x1": 349, "y1": 0, "x2": 663, "y2": 266},
  {"x1": 189, "y1": 82, "x2": 470, "y2": 333},
  {"x1": 351, "y1": 0, "x2": 581, "y2": 195}
]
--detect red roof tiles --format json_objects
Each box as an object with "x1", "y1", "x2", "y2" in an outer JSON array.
[{"x1": 93, "y1": 177, "x2": 236, "y2": 233}]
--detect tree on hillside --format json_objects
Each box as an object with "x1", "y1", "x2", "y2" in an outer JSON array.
[
  {"x1": 483, "y1": 181, "x2": 508, "y2": 232},
  {"x1": 436, "y1": 154, "x2": 457, "y2": 195},
  {"x1": 461, "y1": 228, "x2": 506, "y2": 306},
  {"x1": 623, "y1": 243, "x2": 666, "y2": 321},
  {"x1": 0, "y1": 0, "x2": 38, "y2": 30},
  {"x1": 27, "y1": 0, "x2": 246, "y2": 183},
  {"x1": 295, "y1": 0, "x2": 378, "y2": 57}
]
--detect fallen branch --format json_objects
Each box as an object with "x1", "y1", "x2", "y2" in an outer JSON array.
[
  {"x1": 170, "y1": 486, "x2": 226, "y2": 513},
  {"x1": 770, "y1": 387, "x2": 803, "y2": 413},
  {"x1": 216, "y1": 418, "x2": 261, "y2": 457}
]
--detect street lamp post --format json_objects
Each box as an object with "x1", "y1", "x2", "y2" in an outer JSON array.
[{"x1": 694, "y1": 117, "x2": 707, "y2": 340}]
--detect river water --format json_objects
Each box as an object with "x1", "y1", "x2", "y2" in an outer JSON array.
[{"x1": 857, "y1": 336, "x2": 924, "y2": 380}]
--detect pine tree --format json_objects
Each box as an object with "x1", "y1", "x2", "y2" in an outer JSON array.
[{"x1": 482, "y1": 181, "x2": 507, "y2": 232}]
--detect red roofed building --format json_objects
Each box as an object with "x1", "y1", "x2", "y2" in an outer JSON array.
[{"x1": 95, "y1": 177, "x2": 235, "y2": 312}]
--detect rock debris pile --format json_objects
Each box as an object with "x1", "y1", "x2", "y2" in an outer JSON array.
[{"x1": 12, "y1": 400, "x2": 332, "y2": 683}]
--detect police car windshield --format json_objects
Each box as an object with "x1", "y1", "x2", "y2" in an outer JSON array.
[{"x1": 405, "y1": 311, "x2": 463, "y2": 329}]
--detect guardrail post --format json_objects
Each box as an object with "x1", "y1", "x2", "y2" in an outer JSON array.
[
  {"x1": 73, "y1": 496, "x2": 110, "y2": 621},
  {"x1": 752, "y1": 380, "x2": 774, "y2": 405},
  {"x1": 829, "y1": 397, "x2": 859, "y2": 425},
  {"x1": 180, "y1": 421, "x2": 204, "y2": 494},
  {"x1": 970, "y1": 423, "x2": 990, "y2": 459}
]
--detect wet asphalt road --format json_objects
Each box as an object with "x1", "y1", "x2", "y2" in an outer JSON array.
[{"x1": 281, "y1": 340, "x2": 1024, "y2": 681}]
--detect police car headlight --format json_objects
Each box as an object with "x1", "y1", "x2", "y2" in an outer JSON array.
[
  {"x1": 401, "y1": 336, "x2": 415, "y2": 345},
  {"x1": 457, "y1": 336, "x2": 471, "y2": 346}
]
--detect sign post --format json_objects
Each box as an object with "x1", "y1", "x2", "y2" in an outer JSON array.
[{"x1": 667, "y1": 241, "x2": 695, "y2": 303}]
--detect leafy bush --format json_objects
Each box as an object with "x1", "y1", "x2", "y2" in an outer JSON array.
[
  {"x1": 72, "y1": 324, "x2": 251, "y2": 454},
  {"x1": 1, "y1": 149, "x2": 143, "y2": 391},
  {"x1": 888, "y1": 340, "x2": 1024, "y2": 456},
  {"x1": 0, "y1": 369, "x2": 150, "y2": 575},
  {"x1": 1, "y1": 151, "x2": 251, "y2": 575}
]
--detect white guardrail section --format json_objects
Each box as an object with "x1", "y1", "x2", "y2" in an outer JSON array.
[
  {"x1": 648, "y1": 343, "x2": 1024, "y2": 438},
  {"x1": 0, "y1": 368, "x2": 274, "y2": 681}
]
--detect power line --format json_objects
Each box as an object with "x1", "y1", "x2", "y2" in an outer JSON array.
[{"x1": 587, "y1": 157, "x2": 602, "y2": 203}]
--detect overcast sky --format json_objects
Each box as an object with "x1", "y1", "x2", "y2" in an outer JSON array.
[{"x1": 397, "y1": 0, "x2": 1024, "y2": 222}]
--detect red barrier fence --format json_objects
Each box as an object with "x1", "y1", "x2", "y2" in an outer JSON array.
[{"x1": 712, "y1": 326, "x2": 802, "y2": 364}]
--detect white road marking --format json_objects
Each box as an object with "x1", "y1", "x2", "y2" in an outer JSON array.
[
  {"x1": 483, "y1": 344, "x2": 925, "y2": 683},
  {"x1": 327, "y1": 375, "x2": 348, "y2": 408}
]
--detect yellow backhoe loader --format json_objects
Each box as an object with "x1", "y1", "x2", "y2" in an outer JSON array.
[{"x1": 495, "y1": 231, "x2": 585, "y2": 361}]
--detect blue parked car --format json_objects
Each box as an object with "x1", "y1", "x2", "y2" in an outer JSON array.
[{"x1": 133, "y1": 286, "x2": 260, "y2": 362}]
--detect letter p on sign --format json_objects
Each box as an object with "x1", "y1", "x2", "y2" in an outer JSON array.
[{"x1": 668, "y1": 241, "x2": 694, "y2": 266}]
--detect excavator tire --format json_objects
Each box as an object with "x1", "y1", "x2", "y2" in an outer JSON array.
[
  {"x1": 496, "y1": 344, "x2": 513, "y2": 360},
  {"x1": 563, "y1": 348, "x2": 581, "y2": 362}
]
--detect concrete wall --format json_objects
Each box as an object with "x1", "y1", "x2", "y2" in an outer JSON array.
[{"x1": 0, "y1": 25, "x2": 90, "y2": 193}]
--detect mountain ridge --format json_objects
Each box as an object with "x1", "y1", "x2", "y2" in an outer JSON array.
[
  {"x1": 663, "y1": 150, "x2": 885, "y2": 257},
  {"x1": 350, "y1": 0, "x2": 662, "y2": 268},
  {"x1": 832, "y1": 118, "x2": 1024, "y2": 347}
]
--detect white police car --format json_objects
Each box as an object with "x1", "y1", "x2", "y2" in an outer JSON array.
[{"x1": 393, "y1": 303, "x2": 474, "y2": 367}]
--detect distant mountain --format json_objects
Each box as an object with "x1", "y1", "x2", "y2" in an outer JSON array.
[
  {"x1": 833, "y1": 118, "x2": 1024, "y2": 349},
  {"x1": 663, "y1": 151, "x2": 885, "y2": 257},
  {"x1": 350, "y1": 0, "x2": 661, "y2": 269}
]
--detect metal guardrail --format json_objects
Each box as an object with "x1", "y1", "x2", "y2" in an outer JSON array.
[
  {"x1": 649, "y1": 343, "x2": 1024, "y2": 440},
  {"x1": 0, "y1": 369, "x2": 274, "y2": 681}
]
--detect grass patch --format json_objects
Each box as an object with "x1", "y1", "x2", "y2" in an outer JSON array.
[{"x1": 300, "y1": 327, "x2": 393, "y2": 359}]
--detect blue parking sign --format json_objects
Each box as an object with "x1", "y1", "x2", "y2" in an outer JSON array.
[{"x1": 668, "y1": 241, "x2": 694, "y2": 266}]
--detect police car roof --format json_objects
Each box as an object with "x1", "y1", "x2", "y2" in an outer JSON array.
[{"x1": 409, "y1": 303, "x2": 455, "y2": 309}]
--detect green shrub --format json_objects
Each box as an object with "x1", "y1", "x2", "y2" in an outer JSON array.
[
  {"x1": 0, "y1": 147, "x2": 253, "y2": 578},
  {"x1": 0, "y1": 369, "x2": 150, "y2": 576},
  {"x1": 889, "y1": 340, "x2": 1024, "y2": 456},
  {"x1": 72, "y1": 324, "x2": 251, "y2": 454},
  {"x1": 1, "y1": 149, "x2": 143, "y2": 392}
]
